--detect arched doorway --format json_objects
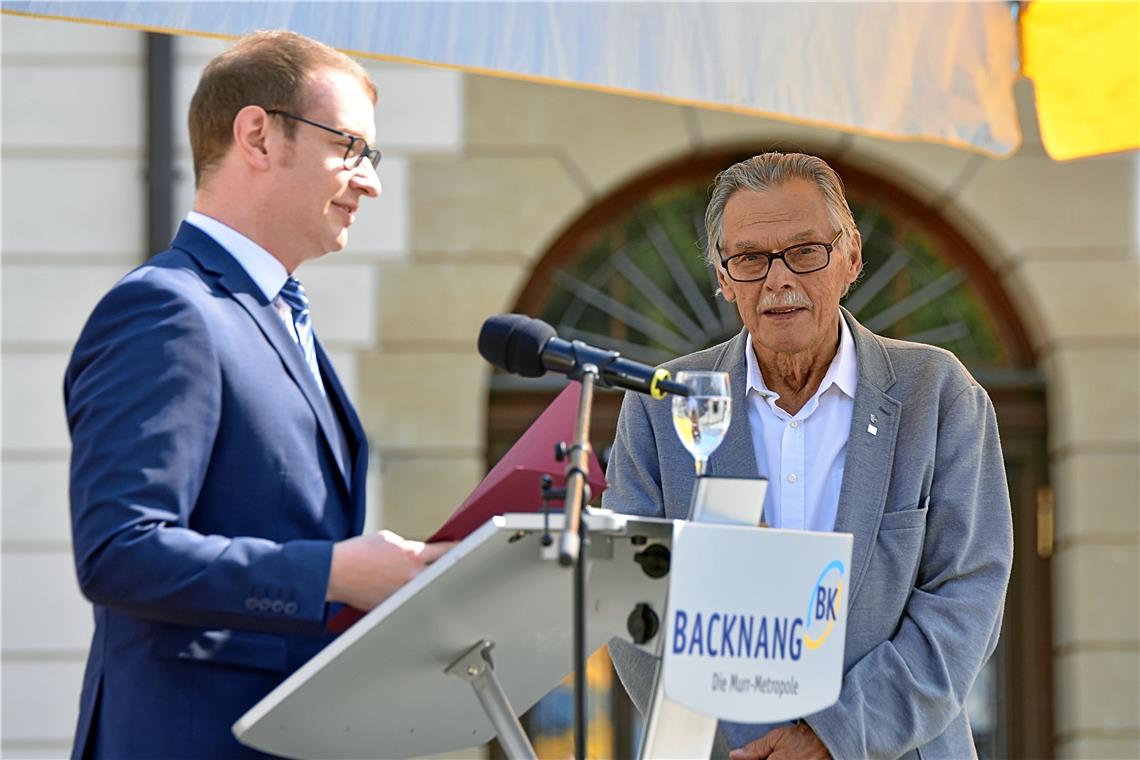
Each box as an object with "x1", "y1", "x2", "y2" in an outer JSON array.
[{"x1": 488, "y1": 149, "x2": 1052, "y2": 758}]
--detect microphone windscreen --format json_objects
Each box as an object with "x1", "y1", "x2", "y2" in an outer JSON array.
[{"x1": 478, "y1": 314, "x2": 556, "y2": 377}]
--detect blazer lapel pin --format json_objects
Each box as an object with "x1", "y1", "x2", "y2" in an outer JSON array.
[{"x1": 867, "y1": 413, "x2": 878, "y2": 436}]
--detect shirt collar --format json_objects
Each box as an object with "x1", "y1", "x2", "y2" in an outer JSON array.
[
  {"x1": 831, "y1": 315, "x2": 859, "y2": 398},
  {"x1": 745, "y1": 333, "x2": 775, "y2": 400},
  {"x1": 745, "y1": 314, "x2": 859, "y2": 402},
  {"x1": 186, "y1": 211, "x2": 288, "y2": 303}
]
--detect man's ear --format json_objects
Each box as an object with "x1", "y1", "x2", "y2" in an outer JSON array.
[
  {"x1": 716, "y1": 265, "x2": 737, "y2": 303},
  {"x1": 231, "y1": 105, "x2": 272, "y2": 171},
  {"x1": 846, "y1": 227, "x2": 864, "y2": 286}
]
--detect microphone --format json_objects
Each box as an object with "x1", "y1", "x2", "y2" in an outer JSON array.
[{"x1": 478, "y1": 314, "x2": 690, "y2": 399}]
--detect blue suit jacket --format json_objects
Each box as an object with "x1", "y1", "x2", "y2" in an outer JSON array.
[{"x1": 65, "y1": 223, "x2": 368, "y2": 759}]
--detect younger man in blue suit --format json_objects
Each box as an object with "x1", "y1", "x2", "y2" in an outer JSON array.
[{"x1": 65, "y1": 30, "x2": 450, "y2": 758}]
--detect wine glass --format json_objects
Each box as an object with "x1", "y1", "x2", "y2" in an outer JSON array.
[{"x1": 671, "y1": 370, "x2": 731, "y2": 477}]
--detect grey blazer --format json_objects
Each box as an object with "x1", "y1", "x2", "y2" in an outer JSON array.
[{"x1": 603, "y1": 309, "x2": 1012, "y2": 760}]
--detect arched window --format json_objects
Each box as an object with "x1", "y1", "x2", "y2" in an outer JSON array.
[{"x1": 513, "y1": 152, "x2": 1033, "y2": 377}]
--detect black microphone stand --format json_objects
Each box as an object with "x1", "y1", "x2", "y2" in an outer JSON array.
[
  {"x1": 481, "y1": 316, "x2": 693, "y2": 758},
  {"x1": 521, "y1": 334, "x2": 684, "y2": 760},
  {"x1": 556, "y1": 365, "x2": 597, "y2": 760}
]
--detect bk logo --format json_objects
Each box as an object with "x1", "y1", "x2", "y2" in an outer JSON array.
[
  {"x1": 803, "y1": 560, "x2": 845, "y2": 651},
  {"x1": 814, "y1": 586, "x2": 839, "y2": 622}
]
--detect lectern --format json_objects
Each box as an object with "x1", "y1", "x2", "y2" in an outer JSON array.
[
  {"x1": 233, "y1": 511, "x2": 673, "y2": 758},
  {"x1": 235, "y1": 500, "x2": 852, "y2": 758}
]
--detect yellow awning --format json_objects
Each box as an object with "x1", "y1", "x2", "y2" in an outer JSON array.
[{"x1": 1021, "y1": 0, "x2": 1140, "y2": 160}]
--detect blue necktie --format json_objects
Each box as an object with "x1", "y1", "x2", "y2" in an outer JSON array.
[{"x1": 278, "y1": 277, "x2": 325, "y2": 393}]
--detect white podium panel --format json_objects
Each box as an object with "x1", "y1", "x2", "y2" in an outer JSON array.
[
  {"x1": 233, "y1": 512, "x2": 673, "y2": 759},
  {"x1": 662, "y1": 523, "x2": 852, "y2": 723}
]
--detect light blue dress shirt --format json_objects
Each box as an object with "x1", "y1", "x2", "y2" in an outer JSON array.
[{"x1": 744, "y1": 317, "x2": 858, "y2": 532}]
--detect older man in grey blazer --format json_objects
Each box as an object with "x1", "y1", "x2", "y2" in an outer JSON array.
[{"x1": 603, "y1": 153, "x2": 1012, "y2": 760}]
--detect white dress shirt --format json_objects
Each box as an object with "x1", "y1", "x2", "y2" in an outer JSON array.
[
  {"x1": 185, "y1": 212, "x2": 325, "y2": 394},
  {"x1": 745, "y1": 317, "x2": 858, "y2": 532}
]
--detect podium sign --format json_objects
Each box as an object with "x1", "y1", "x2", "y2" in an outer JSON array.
[{"x1": 662, "y1": 523, "x2": 852, "y2": 723}]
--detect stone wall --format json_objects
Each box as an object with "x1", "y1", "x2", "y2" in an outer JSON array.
[{"x1": 2, "y1": 17, "x2": 144, "y2": 755}]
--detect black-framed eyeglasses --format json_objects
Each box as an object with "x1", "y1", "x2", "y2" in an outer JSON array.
[
  {"x1": 266, "y1": 109, "x2": 382, "y2": 170},
  {"x1": 718, "y1": 229, "x2": 844, "y2": 283}
]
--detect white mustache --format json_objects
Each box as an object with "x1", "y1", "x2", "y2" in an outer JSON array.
[{"x1": 756, "y1": 291, "x2": 814, "y2": 312}]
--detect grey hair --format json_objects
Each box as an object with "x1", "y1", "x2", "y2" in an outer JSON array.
[{"x1": 703, "y1": 152, "x2": 859, "y2": 270}]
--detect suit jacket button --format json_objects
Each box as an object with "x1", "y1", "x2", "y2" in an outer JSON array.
[
  {"x1": 284, "y1": 602, "x2": 298, "y2": 616},
  {"x1": 244, "y1": 598, "x2": 258, "y2": 610},
  {"x1": 257, "y1": 598, "x2": 272, "y2": 611},
  {"x1": 271, "y1": 600, "x2": 285, "y2": 613}
]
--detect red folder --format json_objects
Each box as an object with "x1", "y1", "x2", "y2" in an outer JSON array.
[
  {"x1": 428, "y1": 381, "x2": 607, "y2": 542},
  {"x1": 327, "y1": 381, "x2": 607, "y2": 633}
]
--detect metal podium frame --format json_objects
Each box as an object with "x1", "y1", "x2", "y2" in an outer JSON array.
[{"x1": 233, "y1": 511, "x2": 674, "y2": 759}]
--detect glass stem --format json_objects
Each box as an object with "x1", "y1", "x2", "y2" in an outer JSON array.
[{"x1": 694, "y1": 457, "x2": 707, "y2": 477}]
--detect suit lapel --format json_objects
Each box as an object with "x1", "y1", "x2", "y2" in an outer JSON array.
[
  {"x1": 833, "y1": 309, "x2": 901, "y2": 606},
  {"x1": 227, "y1": 284, "x2": 352, "y2": 491},
  {"x1": 315, "y1": 339, "x2": 364, "y2": 455},
  {"x1": 315, "y1": 338, "x2": 369, "y2": 529},
  {"x1": 172, "y1": 224, "x2": 352, "y2": 492}
]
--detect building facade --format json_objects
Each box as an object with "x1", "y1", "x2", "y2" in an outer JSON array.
[{"x1": 2, "y1": 15, "x2": 1137, "y2": 758}]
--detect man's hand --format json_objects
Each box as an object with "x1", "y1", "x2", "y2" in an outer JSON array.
[
  {"x1": 729, "y1": 722, "x2": 831, "y2": 760},
  {"x1": 326, "y1": 530, "x2": 455, "y2": 610}
]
